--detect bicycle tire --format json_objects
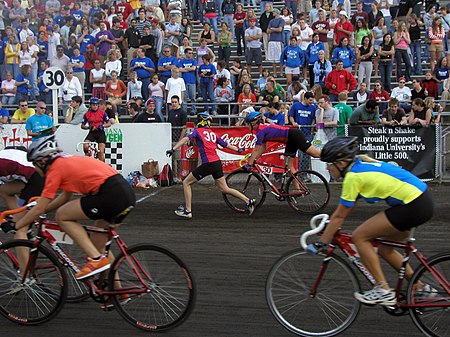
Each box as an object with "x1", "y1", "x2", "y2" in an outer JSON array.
[
  {"x1": 407, "y1": 252, "x2": 450, "y2": 337},
  {"x1": 223, "y1": 170, "x2": 266, "y2": 213},
  {"x1": 266, "y1": 248, "x2": 361, "y2": 337},
  {"x1": 286, "y1": 170, "x2": 330, "y2": 214},
  {"x1": 0, "y1": 239, "x2": 68, "y2": 325},
  {"x1": 108, "y1": 244, "x2": 196, "y2": 332}
]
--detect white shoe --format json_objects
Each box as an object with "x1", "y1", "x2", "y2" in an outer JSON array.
[
  {"x1": 415, "y1": 283, "x2": 438, "y2": 299},
  {"x1": 354, "y1": 286, "x2": 396, "y2": 306},
  {"x1": 175, "y1": 207, "x2": 192, "y2": 218}
]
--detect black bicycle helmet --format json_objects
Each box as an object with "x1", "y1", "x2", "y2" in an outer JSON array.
[{"x1": 320, "y1": 136, "x2": 359, "y2": 163}]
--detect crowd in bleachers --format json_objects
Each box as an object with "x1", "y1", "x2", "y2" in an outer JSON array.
[{"x1": 0, "y1": 0, "x2": 447, "y2": 132}]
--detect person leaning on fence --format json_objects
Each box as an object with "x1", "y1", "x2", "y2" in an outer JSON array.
[
  {"x1": 349, "y1": 99, "x2": 381, "y2": 125},
  {"x1": 381, "y1": 98, "x2": 408, "y2": 126},
  {"x1": 65, "y1": 96, "x2": 88, "y2": 125},
  {"x1": 134, "y1": 99, "x2": 163, "y2": 123},
  {"x1": 166, "y1": 112, "x2": 256, "y2": 219}
]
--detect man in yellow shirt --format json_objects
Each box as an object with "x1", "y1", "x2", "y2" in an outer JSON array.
[{"x1": 11, "y1": 99, "x2": 35, "y2": 124}]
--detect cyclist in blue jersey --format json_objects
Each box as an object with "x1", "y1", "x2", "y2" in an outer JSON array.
[
  {"x1": 244, "y1": 111, "x2": 321, "y2": 175},
  {"x1": 166, "y1": 112, "x2": 255, "y2": 218},
  {"x1": 307, "y1": 137, "x2": 434, "y2": 306}
]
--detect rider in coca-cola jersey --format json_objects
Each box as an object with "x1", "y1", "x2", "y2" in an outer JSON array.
[{"x1": 166, "y1": 112, "x2": 256, "y2": 219}]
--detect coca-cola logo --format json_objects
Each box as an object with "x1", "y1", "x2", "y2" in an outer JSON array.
[
  {"x1": 221, "y1": 133, "x2": 257, "y2": 149},
  {"x1": 185, "y1": 146, "x2": 196, "y2": 159}
]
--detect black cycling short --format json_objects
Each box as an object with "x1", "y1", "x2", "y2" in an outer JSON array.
[
  {"x1": 192, "y1": 160, "x2": 224, "y2": 181},
  {"x1": 18, "y1": 172, "x2": 45, "y2": 206},
  {"x1": 80, "y1": 174, "x2": 136, "y2": 223},
  {"x1": 285, "y1": 128, "x2": 312, "y2": 155},
  {"x1": 85, "y1": 129, "x2": 106, "y2": 144},
  {"x1": 385, "y1": 189, "x2": 434, "y2": 231}
]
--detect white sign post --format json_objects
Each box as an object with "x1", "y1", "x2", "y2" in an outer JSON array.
[{"x1": 43, "y1": 67, "x2": 65, "y2": 125}]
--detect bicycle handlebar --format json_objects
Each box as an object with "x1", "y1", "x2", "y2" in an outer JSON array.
[
  {"x1": 300, "y1": 214, "x2": 329, "y2": 250},
  {"x1": 0, "y1": 197, "x2": 40, "y2": 222}
]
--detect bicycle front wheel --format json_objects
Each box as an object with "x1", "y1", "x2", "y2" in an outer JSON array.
[
  {"x1": 286, "y1": 170, "x2": 330, "y2": 214},
  {"x1": 108, "y1": 244, "x2": 196, "y2": 332},
  {"x1": 266, "y1": 249, "x2": 361, "y2": 337},
  {"x1": 0, "y1": 240, "x2": 67, "y2": 325},
  {"x1": 407, "y1": 252, "x2": 450, "y2": 337},
  {"x1": 223, "y1": 170, "x2": 266, "y2": 213}
]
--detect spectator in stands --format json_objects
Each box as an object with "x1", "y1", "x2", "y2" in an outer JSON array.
[
  {"x1": 167, "y1": 95, "x2": 187, "y2": 126},
  {"x1": 353, "y1": 82, "x2": 371, "y2": 104},
  {"x1": 46, "y1": 26, "x2": 59, "y2": 62},
  {"x1": 158, "y1": 46, "x2": 179, "y2": 84},
  {"x1": 178, "y1": 47, "x2": 197, "y2": 115},
  {"x1": 59, "y1": 68, "x2": 82, "y2": 114},
  {"x1": 316, "y1": 94, "x2": 339, "y2": 139},
  {"x1": 356, "y1": 35, "x2": 374, "y2": 88},
  {"x1": 434, "y1": 57, "x2": 450, "y2": 95},
  {"x1": 149, "y1": 74, "x2": 166, "y2": 121},
  {"x1": 11, "y1": 99, "x2": 35, "y2": 124},
  {"x1": 393, "y1": 21, "x2": 412, "y2": 83},
  {"x1": 105, "y1": 70, "x2": 127, "y2": 114},
  {"x1": 327, "y1": 9, "x2": 339, "y2": 57},
  {"x1": 258, "y1": 79, "x2": 280, "y2": 113},
  {"x1": 349, "y1": 99, "x2": 380, "y2": 125},
  {"x1": 90, "y1": 58, "x2": 107, "y2": 100},
  {"x1": 198, "y1": 54, "x2": 217, "y2": 115},
  {"x1": 150, "y1": 18, "x2": 164, "y2": 60},
  {"x1": 69, "y1": 46, "x2": 86, "y2": 95},
  {"x1": 267, "y1": 8, "x2": 284, "y2": 78},
  {"x1": 105, "y1": 50, "x2": 122, "y2": 78},
  {"x1": 0, "y1": 101, "x2": 8, "y2": 124},
  {"x1": 25, "y1": 101, "x2": 54, "y2": 141},
  {"x1": 259, "y1": 3, "x2": 274, "y2": 61},
  {"x1": 391, "y1": 76, "x2": 412, "y2": 112},
  {"x1": 78, "y1": 26, "x2": 95, "y2": 57},
  {"x1": 334, "y1": 91, "x2": 353, "y2": 136},
  {"x1": 351, "y1": 2, "x2": 369, "y2": 28},
  {"x1": 50, "y1": 45, "x2": 70, "y2": 72},
  {"x1": 429, "y1": 16, "x2": 445, "y2": 73},
  {"x1": 214, "y1": 77, "x2": 233, "y2": 115},
  {"x1": 129, "y1": 47, "x2": 156, "y2": 101},
  {"x1": 166, "y1": 67, "x2": 186, "y2": 108},
  {"x1": 203, "y1": 0, "x2": 219, "y2": 38},
  {"x1": 381, "y1": 97, "x2": 408, "y2": 126},
  {"x1": 37, "y1": 60, "x2": 51, "y2": 104},
  {"x1": 165, "y1": 14, "x2": 182, "y2": 51},
  {"x1": 36, "y1": 31, "x2": 48, "y2": 67},
  {"x1": 221, "y1": 0, "x2": 236, "y2": 40},
  {"x1": 134, "y1": 99, "x2": 163, "y2": 123},
  {"x1": 425, "y1": 96, "x2": 443, "y2": 124},
  {"x1": 18, "y1": 19, "x2": 34, "y2": 44},
  {"x1": 5, "y1": 34, "x2": 20, "y2": 79},
  {"x1": 45, "y1": 0, "x2": 61, "y2": 16},
  {"x1": 378, "y1": 33, "x2": 394, "y2": 92},
  {"x1": 9, "y1": 0, "x2": 26, "y2": 29},
  {"x1": 422, "y1": 71, "x2": 439, "y2": 99},
  {"x1": 372, "y1": 17, "x2": 387, "y2": 77},
  {"x1": 188, "y1": 0, "x2": 203, "y2": 22},
  {"x1": 126, "y1": 71, "x2": 143, "y2": 101},
  {"x1": 218, "y1": 22, "x2": 232, "y2": 67},
  {"x1": 245, "y1": 18, "x2": 263, "y2": 75},
  {"x1": 411, "y1": 78, "x2": 428, "y2": 100},
  {"x1": 312, "y1": 10, "x2": 330, "y2": 58},
  {"x1": 196, "y1": 36, "x2": 215, "y2": 67},
  {"x1": 110, "y1": 18, "x2": 126, "y2": 61},
  {"x1": 124, "y1": 19, "x2": 141, "y2": 67},
  {"x1": 332, "y1": 36, "x2": 355, "y2": 72},
  {"x1": 198, "y1": 21, "x2": 215, "y2": 52},
  {"x1": 334, "y1": 10, "x2": 353, "y2": 47},
  {"x1": 95, "y1": 22, "x2": 115, "y2": 65},
  {"x1": 177, "y1": 36, "x2": 191, "y2": 59},
  {"x1": 280, "y1": 7, "x2": 293, "y2": 47},
  {"x1": 180, "y1": 17, "x2": 192, "y2": 42},
  {"x1": 15, "y1": 64, "x2": 32, "y2": 102},
  {"x1": 306, "y1": 33, "x2": 325, "y2": 86},
  {"x1": 325, "y1": 59, "x2": 357, "y2": 102},
  {"x1": 408, "y1": 14, "x2": 423, "y2": 76},
  {"x1": 281, "y1": 36, "x2": 305, "y2": 86},
  {"x1": 236, "y1": 71, "x2": 255, "y2": 101},
  {"x1": 264, "y1": 101, "x2": 285, "y2": 125},
  {"x1": 117, "y1": 0, "x2": 134, "y2": 22},
  {"x1": 65, "y1": 96, "x2": 88, "y2": 125},
  {"x1": 128, "y1": 102, "x2": 141, "y2": 122},
  {"x1": 233, "y1": 3, "x2": 246, "y2": 56},
  {"x1": 370, "y1": 79, "x2": 390, "y2": 109},
  {"x1": 237, "y1": 83, "x2": 257, "y2": 113},
  {"x1": 368, "y1": 2, "x2": 383, "y2": 28},
  {"x1": 313, "y1": 50, "x2": 332, "y2": 87},
  {"x1": 1, "y1": 71, "x2": 16, "y2": 105},
  {"x1": 409, "y1": 98, "x2": 431, "y2": 127}
]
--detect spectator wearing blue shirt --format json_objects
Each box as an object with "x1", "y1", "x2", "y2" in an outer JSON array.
[
  {"x1": 53, "y1": 6, "x2": 74, "y2": 28},
  {"x1": 129, "y1": 48, "x2": 156, "y2": 101},
  {"x1": 15, "y1": 64, "x2": 32, "y2": 102},
  {"x1": 71, "y1": 3, "x2": 85, "y2": 24},
  {"x1": 267, "y1": 9, "x2": 285, "y2": 77},
  {"x1": 280, "y1": 36, "x2": 305, "y2": 86},
  {"x1": 36, "y1": 31, "x2": 48, "y2": 68},
  {"x1": 158, "y1": 47, "x2": 179, "y2": 84},
  {"x1": 69, "y1": 46, "x2": 86, "y2": 96},
  {"x1": 198, "y1": 54, "x2": 217, "y2": 115},
  {"x1": 332, "y1": 36, "x2": 356, "y2": 72},
  {"x1": 0, "y1": 101, "x2": 9, "y2": 124},
  {"x1": 313, "y1": 50, "x2": 332, "y2": 86},
  {"x1": 38, "y1": 60, "x2": 51, "y2": 104},
  {"x1": 25, "y1": 101, "x2": 54, "y2": 141},
  {"x1": 178, "y1": 47, "x2": 197, "y2": 114},
  {"x1": 288, "y1": 91, "x2": 317, "y2": 169},
  {"x1": 89, "y1": 0, "x2": 103, "y2": 25},
  {"x1": 264, "y1": 102, "x2": 285, "y2": 125},
  {"x1": 77, "y1": 26, "x2": 96, "y2": 55},
  {"x1": 306, "y1": 33, "x2": 325, "y2": 86}
]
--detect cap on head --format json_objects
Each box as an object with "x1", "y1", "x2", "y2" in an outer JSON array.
[{"x1": 339, "y1": 10, "x2": 348, "y2": 17}]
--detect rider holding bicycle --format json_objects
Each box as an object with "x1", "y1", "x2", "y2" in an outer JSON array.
[
  {"x1": 167, "y1": 112, "x2": 256, "y2": 218},
  {"x1": 308, "y1": 136, "x2": 434, "y2": 305},
  {"x1": 244, "y1": 111, "x2": 321, "y2": 173},
  {"x1": 2, "y1": 135, "x2": 136, "y2": 280}
]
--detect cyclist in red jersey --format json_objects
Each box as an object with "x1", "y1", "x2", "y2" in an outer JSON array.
[
  {"x1": 2, "y1": 136, "x2": 136, "y2": 280},
  {"x1": 81, "y1": 97, "x2": 111, "y2": 162},
  {"x1": 166, "y1": 112, "x2": 256, "y2": 218},
  {"x1": 244, "y1": 111, "x2": 321, "y2": 174}
]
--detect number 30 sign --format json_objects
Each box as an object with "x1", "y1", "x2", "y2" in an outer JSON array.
[{"x1": 43, "y1": 67, "x2": 66, "y2": 90}]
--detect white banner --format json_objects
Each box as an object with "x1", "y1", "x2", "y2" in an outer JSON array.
[{"x1": 0, "y1": 123, "x2": 172, "y2": 177}]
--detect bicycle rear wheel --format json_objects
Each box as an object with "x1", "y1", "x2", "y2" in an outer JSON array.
[
  {"x1": 108, "y1": 244, "x2": 196, "y2": 332},
  {"x1": 223, "y1": 170, "x2": 266, "y2": 213},
  {"x1": 0, "y1": 240, "x2": 67, "y2": 325},
  {"x1": 407, "y1": 252, "x2": 450, "y2": 337},
  {"x1": 286, "y1": 170, "x2": 330, "y2": 214},
  {"x1": 266, "y1": 249, "x2": 361, "y2": 337}
]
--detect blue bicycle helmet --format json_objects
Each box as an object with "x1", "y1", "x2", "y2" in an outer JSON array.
[
  {"x1": 90, "y1": 97, "x2": 100, "y2": 104},
  {"x1": 245, "y1": 111, "x2": 262, "y2": 124}
]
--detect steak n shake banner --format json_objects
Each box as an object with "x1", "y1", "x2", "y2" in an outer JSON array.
[
  {"x1": 347, "y1": 125, "x2": 440, "y2": 180},
  {"x1": 209, "y1": 127, "x2": 296, "y2": 173}
]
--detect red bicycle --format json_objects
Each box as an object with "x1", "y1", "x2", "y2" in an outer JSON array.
[
  {"x1": 0, "y1": 200, "x2": 196, "y2": 331},
  {"x1": 266, "y1": 214, "x2": 450, "y2": 337}
]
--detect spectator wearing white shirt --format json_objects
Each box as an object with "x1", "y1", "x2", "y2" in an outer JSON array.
[
  {"x1": 105, "y1": 51, "x2": 122, "y2": 78},
  {"x1": 1, "y1": 71, "x2": 16, "y2": 105},
  {"x1": 126, "y1": 71, "x2": 143, "y2": 101},
  {"x1": 18, "y1": 19, "x2": 35, "y2": 43},
  {"x1": 46, "y1": 26, "x2": 59, "y2": 61},
  {"x1": 58, "y1": 69, "x2": 82, "y2": 116},
  {"x1": 390, "y1": 76, "x2": 412, "y2": 112},
  {"x1": 165, "y1": 67, "x2": 186, "y2": 105}
]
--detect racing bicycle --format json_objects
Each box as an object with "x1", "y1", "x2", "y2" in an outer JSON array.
[
  {"x1": 223, "y1": 154, "x2": 330, "y2": 214},
  {"x1": 76, "y1": 141, "x2": 99, "y2": 158},
  {"x1": 265, "y1": 214, "x2": 450, "y2": 337},
  {"x1": 0, "y1": 200, "x2": 196, "y2": 331}
]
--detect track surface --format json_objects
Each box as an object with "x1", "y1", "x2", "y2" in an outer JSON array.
[{"x1": 0, "y1": 182, "x2": 449, "y2": 337}]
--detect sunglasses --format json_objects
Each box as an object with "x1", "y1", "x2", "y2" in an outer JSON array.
[
  {"x1": 399, "y1": 81, "x2": 405, "y2": 83},
  {"x1": 20, "y1": 104, "x2": 28, "y2": 107},
  {"x1": 38, "y1": 106, "x2": 46, "y2": 109}
]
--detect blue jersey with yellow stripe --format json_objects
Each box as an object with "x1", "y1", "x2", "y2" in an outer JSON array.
[{"x1": 340, "y1": 158, "x2": 427, "y2": 208}]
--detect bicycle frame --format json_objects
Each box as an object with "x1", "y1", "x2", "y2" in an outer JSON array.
[
  {"x1": 316, "y1": 231, "x2": 450, "y2": 309},
  {"x1": 76, "y1": 141, "x2": 99, "y2": 158}
]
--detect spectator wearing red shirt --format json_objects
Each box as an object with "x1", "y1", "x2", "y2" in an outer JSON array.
[
  {"x1": 116, "y1": 0, "x2": 134, "y2": 22},
  {"x1": 83, "y1": 44, "x2": 98, "y2": 94},
  {"x1": 325, "y1": 59, "x2": 357, "y2": 102},
  {"x1": 351, "y1": 2, "x2": 369, "y2": 28},
  {"x1": 421, "y1": 71, "x2": 439, "y2": 99},
  {"x1": 370, "y1": 80, "x2": 391, "y2": 111},
  {"x1": 334, "y1": 11, "x2": 353, "y2": 46}
]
